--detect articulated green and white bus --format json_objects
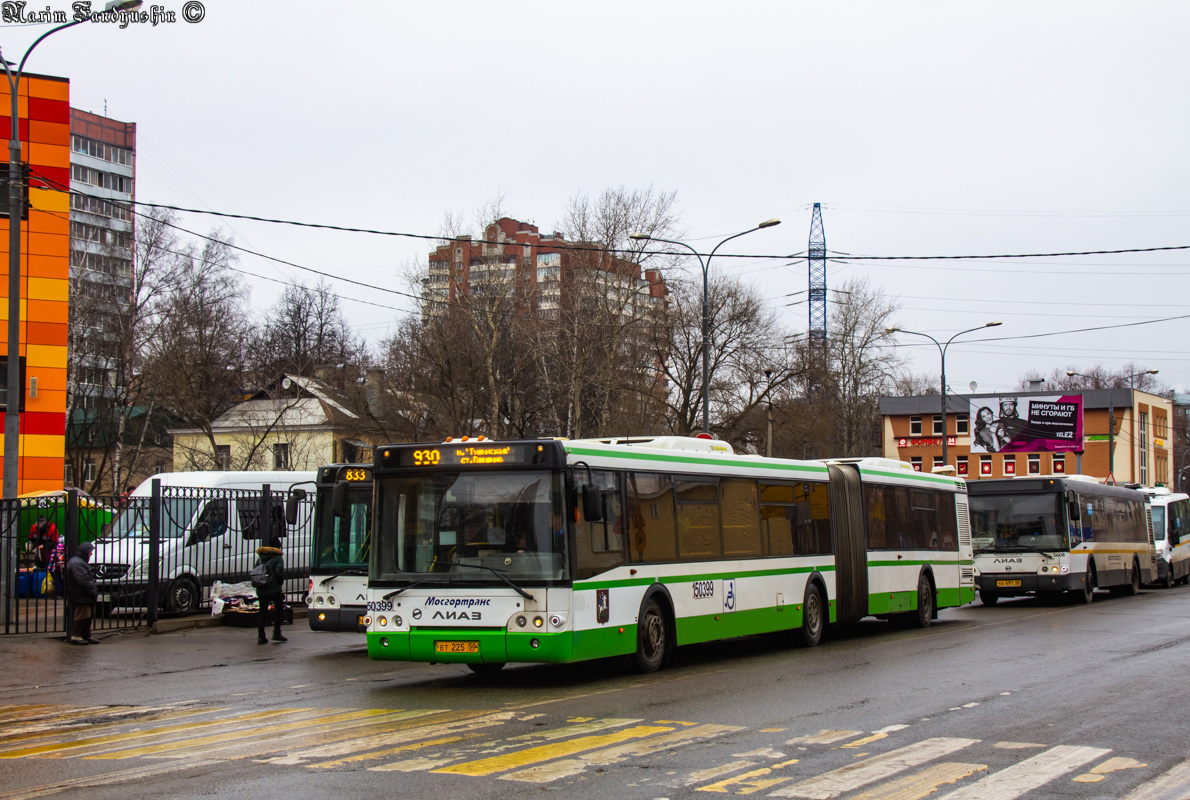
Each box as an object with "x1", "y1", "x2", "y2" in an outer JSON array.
[{"x1": 363, "y1": 436, "x2": 974, "y2": 672}]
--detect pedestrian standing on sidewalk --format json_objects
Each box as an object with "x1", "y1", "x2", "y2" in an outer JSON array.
[
  {"x1": 64, "y1": 542, "x2": 99, "y2": 645},
  {"x1": 254, "y1": 536, "x2": 287, "y2": 645}
]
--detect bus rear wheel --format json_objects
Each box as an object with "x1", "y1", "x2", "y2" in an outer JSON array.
[
  {"x1": 1160, "y1": 562, "x2": 1174, "y2": 589},
  {"x1": 797, "y1": 583, "x2": 824, "y2": 647},
  {"x1": 909, "y1": 574, "x2": 935, "y2": 629},
  {"x1": 632, "y1": 598, "x2": 668, "y2": 673}
]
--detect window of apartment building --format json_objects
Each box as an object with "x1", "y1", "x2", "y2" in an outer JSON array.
[
  {"x1": 1003, "y1": 456, "x2": 1016, "y2": 476},
  {"x1": 0, "y1": 356, "x2": 27, "y2": 412},
  {"x1": 1140, "y1": 411, "x2": 1149, "y2": 485},
  {"x1": 910, "y1": 457, "x2": 922, "y2": 472},
  {"x1": 64, "y1": 462, "x2": 72, "y2": 485},
  {"x1": 910, "y1": 416, "x2": 922, "y2": 436},
  {"x1": 155, "y1": 460, "x2": 167, "y2": 474},
  {"x1": 980, "y1": 455, "x2": 992, "y2": 475},
  {"x1": 957, "y1": 458, "x2": 969, "y2": 476},
  {"x1": 956, "y1": 414, "x2": 969, "y2": 435},
  {"x1": 1028, "y1": 454, "x2": 1041, "y2": 475},
  {"x1": 933, "y1": 415, "x2": 943, "y2": 435},
  {"x1": 82, "y1": 459, "x2": 97, "y2": 484},
  {"x1": 273, "y1": 442, "x2": 290, "y2": 470},
  {"x1": 216, "y1": 445, "x2": 231, "y2": 471},
  {"x1": 1052, "y1": 454, "x2": 1066, "y2": 473}
]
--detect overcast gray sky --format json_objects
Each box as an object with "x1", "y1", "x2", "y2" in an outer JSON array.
[{"x1": 8, "y1": 0, "x2": 1188, "y2": 394}]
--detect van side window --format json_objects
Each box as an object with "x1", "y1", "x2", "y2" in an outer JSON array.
[
  {"x1": 238, "y1": 498, "x2": 287, "y2": 541},
  {"x1": 194, "y1": 500, "x2": 228, "y2": 539}
]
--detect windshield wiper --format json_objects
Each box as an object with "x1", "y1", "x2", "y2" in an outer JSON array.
[
  {"x1": 384, "y1": 580, "x2": 433, "y2": 600},
  {"x1": 445, "y1": 561, "x2": 536, "y2": 602},
  {"x1": 318, "y1": 569, "x2": 367, "y2": 586}
]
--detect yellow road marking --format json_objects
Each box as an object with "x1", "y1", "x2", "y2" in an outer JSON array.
[
  {"x1": 262, "y1": 710, "x2": 514, "y2": 765},
  {"x1": 685, "y1": 761, "x2": 759, "y2": 786},
  {"x1": 164, "y1": 709, "x2": 451, "y2": 761},
  {"x1": 309, "y1": 733, "x2": 481, "y2": 769},
  {"x1": 787, "y1": 730, "x2": 863, "y2": 746},
  {"x1": 848, "y1": 762, "x2": 987, "y2": 799},
  {"x1": 0, "y1": 707, "x2": 222, "y2": 748},
  {"x1": 0, "y1": 708, "x2": 320, "y2": 759},
  {"x1": 502, "y1": 724, "x2": 743, "y2": 784},
  {"x1": 87, "y1": 709, "x2": 396, "y2": 759},
  {"x1": 699, "y1": 762, "x2": 799, "y2": 794},
  {"x1": 1074, "y1": 756, "x2": 1146, "y2": 783},
  {"x1": 433, "y1": 724, "x2": 674, "y2": 777},
  {"x1": 992, "y1": 742, "x2": 1045, "y2": 749}
]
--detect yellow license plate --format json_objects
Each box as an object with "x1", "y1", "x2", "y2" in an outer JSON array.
[
  {"x1": 997, "y1": 580, "x2": 1022, "y2": 587},
  {"x1": 435, "y1": 641, "x2": 479, "y2": 654},
  {"x1": 357, "y1": 616, "x2": 366, "y2": 626}
]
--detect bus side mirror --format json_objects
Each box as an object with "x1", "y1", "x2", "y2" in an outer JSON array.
[
  {"x1": 582, "y1": 486, "x2": 603, "y2": 522},
  {"x1": 332, "y1": 481, "x2": 350, "y2": 518},
  {"x1": 285, "y1": 489, "x2": 306, "y2": 526}
]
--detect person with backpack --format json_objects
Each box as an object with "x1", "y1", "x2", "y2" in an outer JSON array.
[
  {"x1": 253, "y1": 536, "x2": 287, "y2": 645},
  {"x1": 64, "y1": 542, "x2": 100, "y2": 645}
]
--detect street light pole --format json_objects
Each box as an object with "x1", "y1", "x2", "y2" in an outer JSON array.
[
  {"x1": 1066, "y1": 369, "x2": 1157, "y2": 483},
  {"x1": 0, "y1": 0, "x2": 141, "y2": 499},
  {"x1": 886, "y1": 322, "x2": 1002, "y2": 469},
  {"x1": 629, "y1": 219, "x2": 780, "y2": 436}
]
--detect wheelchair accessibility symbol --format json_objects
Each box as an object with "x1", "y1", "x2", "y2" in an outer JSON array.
[{"x1": 723, "y1": 579, "x2": 736, "y2": 612}]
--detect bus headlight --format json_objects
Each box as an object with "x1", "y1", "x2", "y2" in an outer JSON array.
[
  {"x1": 394, "y1": 615, "x2": 403, "y2": 628},
  {"x1": 377, "y1": 616, "x2": 388, "y2": 627},
  {"x1": 533, "y1": 616, "x2": 544, "y2": 628},
  {"x1": 327, "y1": 596, "x2": 337, "y2": 606},
  {"x1": 516, "y1": 615, "x2": 527, "y2": 628},
  {"x1": 316, "y1": 595, "x2": 325, "y2": 605}
]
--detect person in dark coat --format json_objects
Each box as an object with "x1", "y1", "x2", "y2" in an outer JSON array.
[
  {"x1": 64, "y1": 542, "x2": 99, "y2": 645},
  {"x1": 255, "y1": 536, "x2": 287, "y2": 645}
]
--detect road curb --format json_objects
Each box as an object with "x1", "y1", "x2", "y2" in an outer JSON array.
[{"x1": 151, "y1": 606, "x2": 308, "y2": 635}]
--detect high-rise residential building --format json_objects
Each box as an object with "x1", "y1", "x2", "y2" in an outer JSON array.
[
  {"x1": 68, "y1": 108, "x2": 135, "y2": 410},
  {"x1": 424, "y1": 217, "x2": 666, "y2": 319}
]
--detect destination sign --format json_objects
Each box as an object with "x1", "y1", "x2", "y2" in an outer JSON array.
[
  {"x1": 394, "y1": 443, "x2": 546, "y2": 468},
  {"x1": 337, "y1": 466, "x2": 372, "y2": 482}
]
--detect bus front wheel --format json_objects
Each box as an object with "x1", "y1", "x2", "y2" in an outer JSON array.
[
  {"x1": 466, "y1": 662, "x2": 505, "y2": 675},
  {"x1": 979, "y1": 590, "x2": 998, "y2": 606},
  {"x1": 1072, "y1": 565, "x2": 1095, "y2": 604},
  {"x1": 633, "y1": 598, "x2": 669, "y2": 673}
]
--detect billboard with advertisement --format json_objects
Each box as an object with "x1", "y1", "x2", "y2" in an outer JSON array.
[{"x1": 968, "y1": 395, "x2": 1083, "y2": 453}]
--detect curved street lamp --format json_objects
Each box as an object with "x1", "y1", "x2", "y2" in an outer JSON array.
[
  {"x1": 886, "y1": 322, "x2": 1003, "y2": 468},
  {"x1": 630, "y1": 219, "x2": 780, "y2": 435},
  {"x1": 1066, "y1": 368, "x2": 1158, "y2": 480},
  {"x1": 0, "y1": 0, "x2": 142, "y2": 498}
]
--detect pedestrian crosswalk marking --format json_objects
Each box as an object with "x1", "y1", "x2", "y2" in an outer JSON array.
[
  {"x1": 0, "y1": 707, "x2": 318, "y2": 759},
  {"x1": 266, "y1": 710, "x2": 516, "y2": 766},
  {"x1": 5, "y1": 700, "x2": 1189, "y2": 799},
  {"x1": 848, "y1": 762, "x2": 987, "y2": 800},
  {"x1": 86, "y1": 709, "x2": 397, "y2": 760},
  {"x1": 1120, "y1": 758, "x2": 1190, "y2": 800},
  {"x1": 433, "y1": 724, "x2": 675, "y2": 777},
  {"x1": 503, "y1": 724, "x2": 743, "y2": 784},
  {"x1": 933, "y1": 745, "x2": 1111, "y2": 800},
  {"x1": 770, "y1": 737, "x2": 980, "y2": 799},
  {"x1": 787, "y1": 730, "x2": 863, "y2": 746}
]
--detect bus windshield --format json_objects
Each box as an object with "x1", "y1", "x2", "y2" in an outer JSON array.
[
  {"x1": 374, "y1": 470, "x2": 568, "y2": 584},
  {"x1": 970, "y1": 492, "x2": 1068, "y2": 553},
  {"x1": 314, "y1": 484, "x2": 372, "y2": 571}
]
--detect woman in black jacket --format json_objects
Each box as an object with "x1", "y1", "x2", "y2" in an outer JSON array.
[
  {"x1": 65, "y1": 542, "x2": 100, "y2": 645},
  {"x1": 255, "y1": 537, "x2": 287, "y2": 644}
]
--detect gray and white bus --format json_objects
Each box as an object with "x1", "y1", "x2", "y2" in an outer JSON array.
[{"x1": 970, "y1": 476, "x2": 1157, "y2": 605}]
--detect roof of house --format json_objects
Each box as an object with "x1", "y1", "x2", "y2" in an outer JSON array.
[{"x1": 169, "y1": 373, "x2": 367, "y2": 436}]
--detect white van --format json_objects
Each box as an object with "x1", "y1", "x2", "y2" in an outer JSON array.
[
  {"x1": 1138, "y1": 487, "x2": 1190, "y2": 588},
  {"x1": 91, "y1": 471, "x2": 316, "y2": 612}
]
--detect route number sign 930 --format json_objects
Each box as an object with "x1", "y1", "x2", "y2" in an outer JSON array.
[{"x1": 412, "y1": 449, "x2": 442, "y2": 466}]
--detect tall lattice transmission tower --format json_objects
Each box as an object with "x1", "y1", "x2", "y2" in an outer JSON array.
[{"x1": 807, "y1": 203, "x2": 827, "y2": 344}]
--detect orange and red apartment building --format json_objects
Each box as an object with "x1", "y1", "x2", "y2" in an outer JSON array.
[{"x1": 0, "y1": 72, "x2": 70, "y2": 494}]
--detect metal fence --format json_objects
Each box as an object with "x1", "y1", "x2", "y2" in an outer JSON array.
[{"x1": 1, "y1": 482, "x2": 316, "y2": 635}]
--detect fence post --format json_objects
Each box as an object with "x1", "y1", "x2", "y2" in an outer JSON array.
[
  {"x1": 261, "y1": 485, "x2": 272, "y2": 545},
  {"x1": 1, "y1": 500, "x2": 12, "y2": 634},
  {"x1": 147, "y1": 479, "x2": 161, "y2": 627},
  {"x1": 64, "y1": 489, "x2": 79, "y2": 634}
]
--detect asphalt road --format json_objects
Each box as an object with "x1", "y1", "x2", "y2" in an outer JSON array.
[{"x1": 3, "y1": 585, "x2": 1190, "y2": 800}]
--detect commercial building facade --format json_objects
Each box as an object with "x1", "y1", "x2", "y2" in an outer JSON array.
[{"x1": 881, "y1": 389, "x2": 1173, "y2": 487}]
